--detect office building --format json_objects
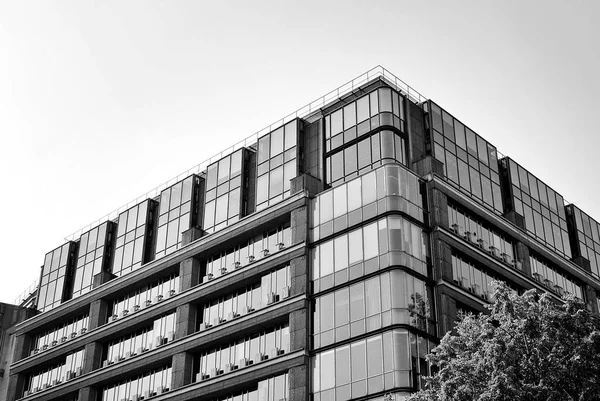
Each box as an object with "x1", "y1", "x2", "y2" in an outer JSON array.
[{"x1": 6, "y1": 66, "x2": 600, "y2": 401}]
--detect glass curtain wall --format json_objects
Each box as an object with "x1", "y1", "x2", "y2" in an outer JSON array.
[
  {"x1": 209, "y1": 373, "x2": 289, "y2": 401},
  {"x1": 110, "y1": 273, "x2": 179, "y2": 319},
  {"x1": 37, "y1": 242, "x2": 75, "y2": 312},
  {"x1": 451, "y1": 253, "x2": 512, "y2": 300},
  {"x1": 529, "y1": 254, "x2": 583, "y2": 299},
  {"x1": 26, "y1": 349, "x2": 85, "y2": 394},
  {"x1": 566, "y1": 204, "x2": 600, "y2": 278},
  {"x1": 72, "y1": 221, "x2": 115, "y2": 298},
  {"x1": 101, "y1": 365, "x2": 172, "y2": 401},
  {"x1": 32, "y1": 314, "x2": 89, "y2": 354}
]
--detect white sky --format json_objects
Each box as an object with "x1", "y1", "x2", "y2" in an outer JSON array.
[{"x1": 0, "y1": 0, "x2": 599, "y2": 304}]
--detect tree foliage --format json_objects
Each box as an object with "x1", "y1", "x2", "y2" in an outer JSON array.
[{"x1": 408, "y1": 282, "x2": 600, "y2": 401}]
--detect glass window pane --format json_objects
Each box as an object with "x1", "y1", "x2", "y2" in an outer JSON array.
[
  {"x1": 334, "y1": 235, "x2": 349, "y2": 272},
  {"x1": 363, "y1": 222, "x2": 378, "y2": 260},
  {"x1": 348, "y1": 229, "x2": 363, "y2": 264},
  {"x1": 321, "y1": 349, "x2": 335, "y2": 390},
  {"x1": 344, "y1": 103, "x2": 356, "y2": 130},
  {"x1": 351, "y1": 340, "x2": 367, "y2": 380}
]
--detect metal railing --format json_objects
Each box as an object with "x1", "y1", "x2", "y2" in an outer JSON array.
[
  {"x1": 14, "y1": 280, "x2": 38, "y2": 306},
  {"x1": 64, "y1": 66, "x2": 427, "y2": 241}
]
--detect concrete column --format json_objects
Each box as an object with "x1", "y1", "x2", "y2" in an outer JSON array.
[
  {"x1": 290, "y1": 256, "x2": 308, "y2": 297},
  {"x1": 83, "y1": 341, "x2": 104, "y2": 374},
  {"x1": 171, "y1": 351, "x2": 194, "y2": 390},
  {"x1": 290, "y1": 174, "x2": 323, "y2": 197},
  {"x1": 182, "y1": 227, "x2": 204, "y2": 247},
  {"x1": 429, "y1": 188, "x2": 449, "y2": 230},
  {"x1": 78, "y1": 386, "x2": 99, "y2": 401},
  {"x1": 288, "y1": 365, "x2": 309, "y2": 401},
  {"x1": 12, "y1": 334, "x2": 32, "y2": 362},
  {"x1": 503, "y1": 210, "x2": 526, "y2": 231},
  {"x1": 432, "y1": 238, "x2": 452, "y2": 282},
  {"x1": 412, "y1": 155, "x2": 444, "y2": 178},
  {"x1": 88, "y1": 299, "x2": 110, "y2": 330},
  {"x1": 175, "y1": 303, "x2": 197, "y2": 340},
  {"x1": 6, "y1": 373, "x2": 26, "y2": 401},
  {"x1": 514, "y1": 242, "x2": 531, "y2": 276},
  {"x1": 289, "y1": 309, "x2": 307, "y2": 353},
  {"x1": 179, "y1": 257, "x2": 202, "y2": 292},
  {"x1": 438, "y1": 293, "x2": 457, "y2": 335},
  {"x1": 291, "y1": 206, "x2": 308, "y2": 245},
  {"x1": 93, "y1": 271, "x2": 116, "y2": 289}
]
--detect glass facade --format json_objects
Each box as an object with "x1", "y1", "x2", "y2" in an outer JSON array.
[
  {"x1": 199, "y1": 265, "x2": 290, "y2": 330},
  {"x1": 72, "y1": 221, "x2": 115, "y2": 299},
  {"x1": 326, "y1": 130, "x2": 407, "y2": 187},
  {"x1": 104, "y1": 312, "x2": 176, "y2": 365},
  {"x1": 502, "y1": 157, "x2": 571, "y2": 259},
  {"x1": 110, "y1": 273, "x2": 179, "y2": 320},
  {"x1": 451, "y1": 253, "x2": 512, "y2": 301},
  {"x1": 312, "y1": 329, "x2": 434, "y2": 400},
  {"x1": 311, "y1": 216, "x2": 430, "y2": 290},
  {"x1": 101, "y1": 365, "x2": 172, "y2": 401},
  {"x1": 194, "y1": 325, "x2": 289, "y2": 381},
  {"x1": 210, "y1": 373, "x2": 289, "y2": 401},
  {"x1": 32, "y1": 313, "x2": 89, "y2": 354},
  {"x1": 26, "y1": 349, "x2": 85, "y2": 394},
  {"x1": 37, "y1": 242, "x2": 76, "y2": 312},
  {"x1": 324, "y1": 87, "x2": 406, "y2": 153},
  {"x1": 448, "y1": 203, "x2": 516, "y2": 266},
  {"x1": 112, "y1": 199, "x2": 156, "y2": 277},
  {"x1": 204, "y1": 223, "x2": 291, "y2": 281},
  {"x1": 155, "y1": 175, "x2": 202, "y2": 258},
  {"x1": 530, "y1": 254, "x2": 583, "y2": 299},
  {"x1": 256, "y1": 120, "x2": 299, "y2": 211},
  {"x1": 425, "y1": 101, "x2": 503, "y2": 214},
  {"x1": 566, "y1": 204, "x2": 600, "y2": 278},
  {"x1": 204, "y1": 149, "x2": 248, "y2": 233},
  {"x1": 313, "y1": 270, "x2": 434, "y2": 349}
]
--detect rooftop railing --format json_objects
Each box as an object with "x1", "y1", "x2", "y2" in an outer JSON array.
[
  {"x1": 63, "y1": 66, "x2": 427, "y2": 242},
  {"x1": 14, "y1": 280, "x2": 38, "y2": 306}
]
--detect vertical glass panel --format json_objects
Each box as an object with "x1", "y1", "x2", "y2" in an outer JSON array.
[
  {"x1": 321, "y1": 350, "x2": 335, "y2": 390},
  {"x1": 257, "y1": 174, "x2": 269, "y2": 205},
  {"x1": 365, "y1": 277, "x2": 381, "y2": 316},
  {"x1": 258, "y1": 135, "x2": 270, "y2": 165},
  {"x1": 350, "y1": 282, "x2": 365, "y2": 321},
  {"x1": 367, "y1": 335, "x2": 383, "y2": 377},
  {"x1": 381, "y1": 131, "x2": 395, "y2": 159},
  {"x1": 270, "y1": 127, "x2": 284, "y2": 157},
  {"x1": 331, "y1": 110, "x2": 343, "y2": 137},
  {"x1": 357, "y1": 138, "x2": 371, "y2": 170},
  {"x1": 363, "y1": 223, "x2": 379, "y2": 260},
  {"x1": 269, "y1": 166, "x2": 284, "y2": 199},
  {"x1": 344, "y1": 103, "x2": 356, "y2": 130},
  {"x1": 370, "y1": 91, "x2": 379, "y2": 116},
  {"x1": 379, "y1": 88, "x2": 392, "y2": 112},
  {"x1": 348, "y1": 229, "x2": 363, "y2": 264},
  {"x1": 335, "y1": 345, "x2": 351, "y2": 385},
  {"x1": 351, "y1": 340, "x2": 367, "y2": 380},
  {"x1": 357, "y1": 95, "x2": 370, "y2": 123},
  {"x1": 347, "y1": 178, "x2": 362, "y2": 211},
  {"x1": 334, "y1": 235, "x2": 349, "y2": 272},
  {"x1": 335, "y1": 288, "x2": 350, "y2": 327}
]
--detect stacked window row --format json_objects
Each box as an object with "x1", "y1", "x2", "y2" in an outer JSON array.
[
  {"x1": 503, "y1": 158, "x2": 571, "y2": 259},
  {"x1": 325, "y1": 87, "x2": 406, "y2": 153},
  {"x1": 312, "y1": 216, "x2": 430, "y2": 282},
  {"x1": 313, "y1": 270, "x2": 435, "y2": 350},
  {"x1": 311, "y1": 164, "x2": 424, "y2": 240},
  {"x1": 199, "y1": 265, "x2": 291, "y2": 330},
  {"x1": 567, "y1": 205, "x2": 600, "y2": 278},
  {"x1": 110, "y1": 273, "x2": 179, "y2": 320},
  {"x1": 448, "y1": 203, "x2": 515, "y2": 266},
  {"x1": 312, "y1": 329, "x2": 434, "y2": 401},
  {"x1": 204, "y1": 223, "x2": 291, "y2": 280},
  {"x1": 451, "y1": 253, "x2": 514, "y2": 301},
  {"x1": 194, "y1": 325, "x2": 290, "y2": 382},
  {"x1": 101, "y1": 365, "x2": 172, "y2": 401},
  {"x1": 426, "y1": 101, "x2": 503, "y2": 214},
  {"x1": 104, "y1": 312, "x2": 176, "y2": 366},
  {"x1": 32, "y1": 314, "x2": 89, "y2": 355},
  {"x1": 204, "y1": 148, "x2": 246, "y2": 233},
  {"x1": 112, "y1": 199, "x2": 155, "y2": 277},
  {"x1": 326, "y1": 130, "x2": 407, "y2": 187},
  {"x1": 26, "y1": 349, "x2": 85, "y2": 395},
  {"x1": 211, "y1": 373, "x2": 289, "y2": 401},
  {"x1": 256, "y1": 120, "x2": 298, "y2": 211},
  {"x1": 530, "y1": 254, "x2": 583, "y2": 299}
]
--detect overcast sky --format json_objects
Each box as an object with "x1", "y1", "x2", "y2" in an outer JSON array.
[{"x1": 0, "y1": 0, "x2": 598, "y2": 304}]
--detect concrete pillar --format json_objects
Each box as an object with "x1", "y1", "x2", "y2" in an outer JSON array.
[
  {"x1": 93, "y1": 271, "x2": 116, "y2": 289},
  {"x1": 290, "y1": 256, "x2": 308, "y2": 297},
  {"x1": 182, "y1": 227, "x2": 204, "y2": 247},
  {"x1": 514, "y1": 242, "x2": 531, "y2": 276},
  {"x1": 83, "y1": 341, "x2": 104, "y2": 374},
  {"x1": 290, "y1": 174, "x2": 323, "y2": 197},
  {"x1": 412, "y1": 155, "x2": 444, "y2": 178},
  {"x1": 179, "y1": 257, "x2": 202, "y2": 292},
  {"x1": 571, "y1": 256, "x2": 592, "y2": 274},
  {"x1": 78, "y1": 386, "x2": 99, "y2": 401},
  {"x1": 438, "y1": 293, "x2": 457, "y2": 335},
  {"x1": 171, "y1": 351, "x2": 194, "y2": 389},
  {"x1": 88, "y1": 299, "x2": 110, "y2": 330},
  {"x1": 291, "y1": 206, "x2": 308, "y2": 245},
  {"x1": 432, "y1": 238, "x2": 452, "y2": 282},
  {"x1": 12, "y1": 334, "x2": 32, "y2": 362},
  {"x1": 289, "y1": 309, "x2": 307, "y2": 353},
  {"x1": 175, "y1": 303, "x2": 197, "y2": 340},
  {"x1": 6, "y1": 373, "x2": 26, "y2": 401},
  {"x1": 503, "y1": 211, "x2": 526, "y2": 231},
  {"x1": 288, "y1": 365, "x2": 309, "y2": 401},
  {"x1": 429, "y1": 188, "x2": 449, "y2": 230}
]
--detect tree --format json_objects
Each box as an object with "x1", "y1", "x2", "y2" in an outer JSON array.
[{"x1": 408, "y1": 282, "x2": 600, "y2": 401}]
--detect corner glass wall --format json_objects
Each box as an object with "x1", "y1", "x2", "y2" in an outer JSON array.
[
  {"x1": 256, "y1": 120, "x2": 299, "y2": 211},
  {"x1": 311, "y1": 329, "x2": 434, "y2": 400},
  {"x1": 313, "y1": 270, "x2": 435, "y2": 349},
  {"x1": 424, "y1": 101, "x2": 503, "y2": 214}
]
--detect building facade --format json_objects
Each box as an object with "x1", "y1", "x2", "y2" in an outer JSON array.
[{"x1": 6, "y1": 66, "x2": 600, "y2": 401}]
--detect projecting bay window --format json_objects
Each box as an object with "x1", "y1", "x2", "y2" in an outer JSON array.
[
  {"x1": 25, "y1": 349, "x2": 85, "y2": 396},
  {"x1": 448, "y1": 203, "x2": 516, "y2": 268},
  {"x1": 101, "y1": 365, "x2": 172, "y2": 401},
  {"x1": 256, "y1": 120, "x2": 299, "y2": 211},
  {"x1": 203, "y1": 223, "x2": 291, "y2": 281},
  {"x1": 193, "y1": 325, "x2": 289, "y2": 382},
  {"x1": 313, "y1": 270, "x2": 435, "y2": 349},
  {"x1": 109, "y1": 274, "x2": 179, "y2": 321},
  {"x1": 198, "y1": 265, "x2": 290, "y2": 331},
  {"x1": 529, "y1": 254, "x2": 583, "y2": 299},
  {"x1": 104, "y1": 312, "x2": 175, "y2": 366},
  {"x1": 31, "y1": 314, "x2": 89, "y2": 355},
  {"x1": 37, "y1": 242, "x2": 76, "y2": 313},
  {"x1": 312, "y1": 330, "x2": 434, "y2": 399}
]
